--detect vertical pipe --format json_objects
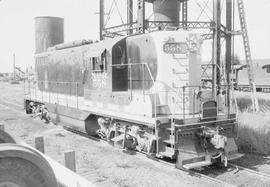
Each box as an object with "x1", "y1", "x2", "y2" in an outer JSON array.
[
  {"x1": 127, "y1": 0, "x2": 133, "y2": 34},
  {"x1": 99, "y1": 0, "x2": 104, "y2": 40},
  {"x1": 226, "y1": 0, "x2": 233, "y2": 113},
  {"x1": 212, "y1": 0, "x2": 221, "y2": 101}
]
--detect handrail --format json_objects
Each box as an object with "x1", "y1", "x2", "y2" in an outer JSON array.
[
  {"x1": 111, "y1": 63, "x2": 155, "y2": 84},
  {"x1": 24, "y1": 80, "x2": 82, "y2": 110},
  {"x1": 25, "y1": 65, "x2": 235, "y2": 136},
  {"x1": 36, "y1": 80, "x2": 82, "y2": 84}
]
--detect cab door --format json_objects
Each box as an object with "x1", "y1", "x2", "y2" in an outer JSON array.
[{"x1": 112, "y1": 39, "x2": 128, "y2": 92}]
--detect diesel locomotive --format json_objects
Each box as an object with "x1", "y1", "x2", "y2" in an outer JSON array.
[{"x1": 25, "y1": 27, "x2": 242, "y2": 169}]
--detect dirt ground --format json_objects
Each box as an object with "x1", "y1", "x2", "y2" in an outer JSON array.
[{"x1": 0, "y1": 82, "x2": 223, "y2": 187}]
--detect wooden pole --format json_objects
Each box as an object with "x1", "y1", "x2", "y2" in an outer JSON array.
[
  {"x1": 65, "y1": 150, "x2": 76, "y2": 172},
  {"x1": 226, "y1": 0, "x2": 233, "y2": 113},
  {"x1": 99, "y1": 0, "x2": 104, "y2": 40},
  {"x1": 212, "y1": 0, "x2": 221, "y2": 101},
  {"x1": 127, "y1": 0, "x2": 133, "y2": 34},
  {"x1": 35, "y1": 136, "x2": 45, "y2": 153}
]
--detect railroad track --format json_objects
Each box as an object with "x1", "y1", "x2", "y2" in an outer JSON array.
[
  {"x1": 62, "y1": 126, "x2": 231, "y2": 187},
  {"x1": 228, "y1": 163, "x2": 270, "y2": 180},
  {"x1": 1, "y1": 100, "x2": 270, "y2": 186},
  {"x1": 63, "y1": 125, "x2": 270, "y2": 186}
]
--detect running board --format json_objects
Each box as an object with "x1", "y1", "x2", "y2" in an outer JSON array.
[
  {"x1": 227, "y1": 153, "x2": 244, "y2": 161},
  {"x1": 182, "y1": 160, "x2": 212, "y2": 170}
]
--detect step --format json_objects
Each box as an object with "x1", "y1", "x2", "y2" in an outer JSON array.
[
  {"x1": 182, "y1": 160, "x2": 212, "y2": 169},
  {"x1": 172, "y1": 68, "x2": 187, "y2": 75},
  {"x1": 163, "y1": 139, "x2": 174, "y2": 145},
  {"x1": 165, "y1": 128, "x2": 175, "y2": 134},
  {"x1": 156, "y1": 105, "x2": 170, "y2": 115},
  {"x1": 159, "y1": 150, "x2": 175, "y2": 158}
]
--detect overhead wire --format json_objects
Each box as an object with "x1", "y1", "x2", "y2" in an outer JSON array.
[
  {"x1": 196, "y1": 0, "x2": 211, "y2": 21},
  {"x1": 104, "y1": 1, "x2": 116, "y2": 27},
  {"x1": 201, "y1": 0, "x2": 213, "y2": 16},
  {"x1": 113, "y1": 0, "x2": 125, "y2": 25},
  {"x1": 194, "y1": 0, "x2": 212, "y2": 20}
]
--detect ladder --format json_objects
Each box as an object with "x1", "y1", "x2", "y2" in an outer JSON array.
[{"x1": 237, "y1": 0, "x2": 259, "y2": 112}]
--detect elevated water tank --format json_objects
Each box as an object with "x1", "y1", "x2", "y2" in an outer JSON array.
[
  {"x1": 153, "y1": 0, "x2": 180, "y2": 27},
  {"x1": 35, "y1": 16, "x2": 64, "y2": 54}
]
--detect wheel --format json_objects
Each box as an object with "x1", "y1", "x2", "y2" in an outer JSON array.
[
  {"x1": 0, "y1": 144, "x2": 58, "y2": 187},
  {"x1": 85, "y1": 115, "x2": 100, "y2": 136}
]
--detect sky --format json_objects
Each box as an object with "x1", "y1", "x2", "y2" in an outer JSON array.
[{"x1": 1, "y1": 0, "x2": 270, "y2": 72}]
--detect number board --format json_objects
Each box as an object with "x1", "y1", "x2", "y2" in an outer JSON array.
[{"x1": 163, "y1": 42, "x2": 188, "y2": 54}]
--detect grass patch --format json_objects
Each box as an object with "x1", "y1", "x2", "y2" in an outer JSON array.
[
  {"x1": 235, "y1": 92, "x2": 270, "y2": 155},
  {"x1": 235, "y1": 91, "x2": 270, "y2": 112},
  {"x1": 237, "y1": 112, "x2": 270, "y2": 155}
]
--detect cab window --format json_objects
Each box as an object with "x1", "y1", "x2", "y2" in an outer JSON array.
[
  {"x1": 112, "y1": 39, "x2": 128, "y2": 92},
  {"x1": 92, "y1": 50, "x2": 107, "y2": 72}
]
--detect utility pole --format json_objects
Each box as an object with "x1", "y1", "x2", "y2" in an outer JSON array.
[
  {"x1": 212, "y1": 0, "x2": 221, "y2": 100},
  {"x1": 225, "y1": 0, "x2": 232, "y2": 112},
  {"x1": 99, "y1": 0, "x2": 104, "y2": 40},
  {"x1": 127, "y1": 0, "x2": 133, "y2": 35}
]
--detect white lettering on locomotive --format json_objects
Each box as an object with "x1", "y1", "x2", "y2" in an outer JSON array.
[{"x1": 91, "y1": 72, "x2": 107, "y2": 89}]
